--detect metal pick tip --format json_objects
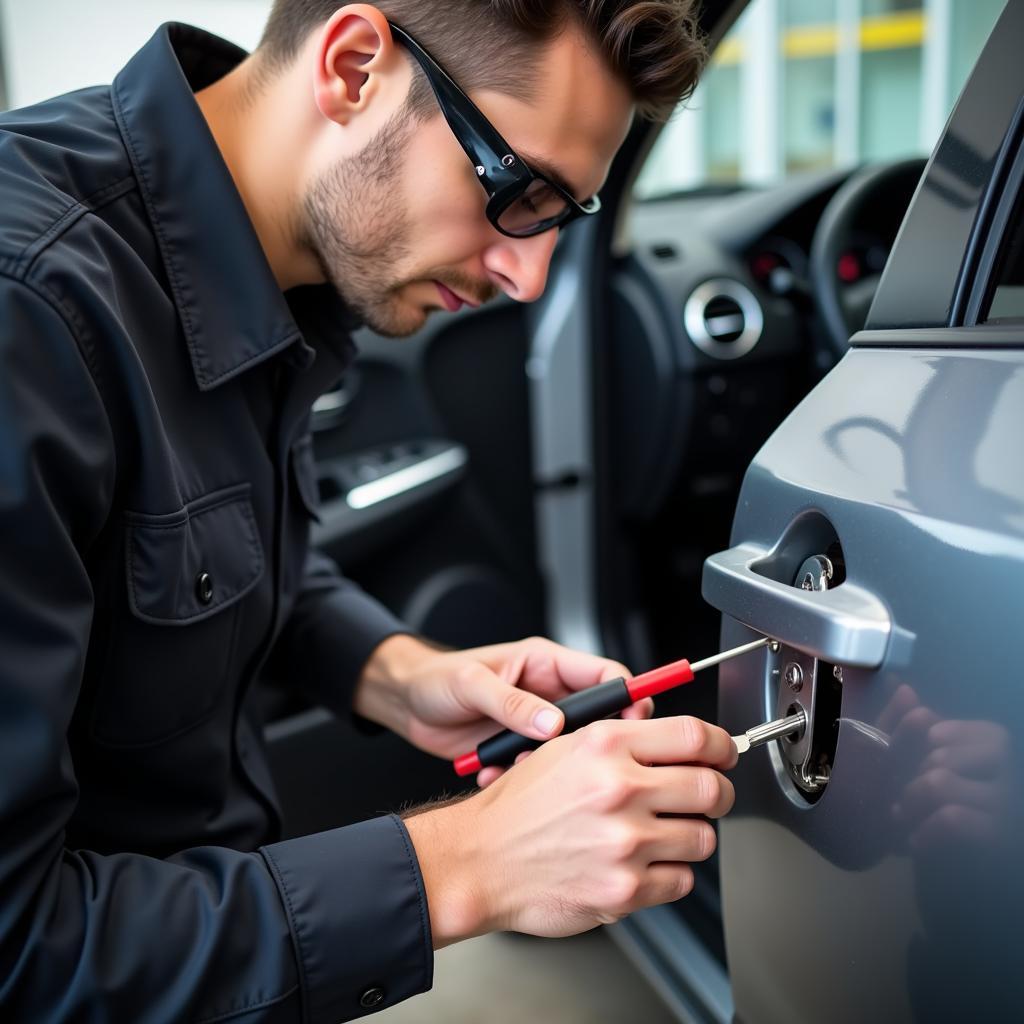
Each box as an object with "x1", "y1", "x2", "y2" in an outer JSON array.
[{"x1": 732, "y1": 734, "x2": 751, "y2": 754}]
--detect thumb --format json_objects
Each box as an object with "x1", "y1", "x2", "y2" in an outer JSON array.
[{"x1": 457, "y1": 661, "x2": 564, "y2": 740}]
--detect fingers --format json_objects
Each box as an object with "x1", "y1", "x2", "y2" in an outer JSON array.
[
  {"x1": 496, "y1": 637, "x2": 632, "y2": 695},
  {"x1": 477, "y1": 749, "x2": 533, "y2": 787},
  {"x1": 476, "y1": 766, "x2": 504, "y2": 788},
  {"x1": 582, "y1": 715, "x2": 737, "y2": 771},
  {"x1": 634, "y1": 863, "x2": 695, "y2": 910},
  {"x1": 644, "y1": 818, "x2": 719, "y2": 863},
  {"x1": 621, "y1": 698, "x2": 655, "y2": 721},
  {"x1": 641, "y1": 765, "x2": 736, "y2": 818},
  {"x1": 453, "y1": 659, "x2": 564, "y2": 741}
]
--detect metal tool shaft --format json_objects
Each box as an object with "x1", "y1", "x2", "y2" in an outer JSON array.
[
  {"x1": 746, "y1": 708, "x2": 807, "y2": 749},
  {"x1": 690, "y1": 636, "x2": 774, "y2": 674}
]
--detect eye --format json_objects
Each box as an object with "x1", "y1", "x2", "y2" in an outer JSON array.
[{"x1": 498, "y1": 179, "x2": 569, "y2": 235}]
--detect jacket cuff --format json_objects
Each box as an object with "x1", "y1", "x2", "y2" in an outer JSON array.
[{"x1": 261, "y1": 814, "x2": 433, "y2": 1022}]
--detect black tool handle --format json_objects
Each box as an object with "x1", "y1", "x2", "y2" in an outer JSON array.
[{"x1": 476, "y1": 677, "x2": 632, "y2": 770}]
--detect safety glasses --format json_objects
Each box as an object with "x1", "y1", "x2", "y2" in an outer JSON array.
[{"x1": 389, "y1": 22, "x2": 602, "y2": 238}]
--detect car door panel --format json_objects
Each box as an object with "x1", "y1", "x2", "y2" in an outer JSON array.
[
  {"x1": 702, "y1": 3, "x2": 1024, "y2": 1013},
  {"x1": 705, "y1": 345, "x2": 1023, "y2": 1022}
]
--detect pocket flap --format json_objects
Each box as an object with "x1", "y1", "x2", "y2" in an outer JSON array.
[{"x1": 125, "y1": 483, "x2": 264, "y2": 625}]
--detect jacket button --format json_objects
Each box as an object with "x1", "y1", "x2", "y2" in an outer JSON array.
[
  {"x1": 358, "y1": 986, "x2": 385, "y2": 1008},
  {"x1": 195, "y1": 571, "x2": 214, "y2": 605}
]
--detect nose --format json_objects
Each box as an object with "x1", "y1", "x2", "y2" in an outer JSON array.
[{"x1": 483, "y1": 230, "x2": 559, "y2": 303}]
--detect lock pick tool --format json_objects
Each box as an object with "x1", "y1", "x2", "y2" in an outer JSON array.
[
  {"x1": 453, "y1": 636, "x2": 775, "y2": 776},
  {"x1": 731, "y1": 708, "x2": 807, "y2": 754}
]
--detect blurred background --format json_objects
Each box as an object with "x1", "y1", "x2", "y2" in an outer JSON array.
[
  {"x1": 638, "y1": 0, "x2": 1005, "y2": 195},
  {"x1": 0, "y1": 0, "x2": 271, "y2": 109},
  {"x1": 0, "y1": 1, "x2": 1005, "y2": 168}
]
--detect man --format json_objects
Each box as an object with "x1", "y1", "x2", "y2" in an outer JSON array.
[{"x1": 0, "y1": 2, "x2": 734, "y2": 1021}]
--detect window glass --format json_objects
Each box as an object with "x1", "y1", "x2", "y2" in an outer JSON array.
[
  {"x1": 860, "y1": 46, "x2": 921, "y2": 161},
  {"x1": 784, "y1": 53, "x2": 835, "y2": 173},
  {"x1": 786, "y1": 0, "x2": 835, "y2": 25},
  {"x1": 984, "y1": 191, "x2": 1024, "y2": 323},
  {"x1": 704, "y1": 60, "x2": 742, "y2": 181},
  {"x1": 862, "y1": 0, "x2": 920, "y2": 14},
  {"x1": 781, "y1": 0, "x2": 836, "y2": 174},
  {"x1": 635, "y1": 0, "x2": 1007, "y2": 198}
]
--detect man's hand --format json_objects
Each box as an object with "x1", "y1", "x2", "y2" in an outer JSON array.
[
  {"x1": 354, "y1": 634, "x2": 654, "y2": 785},
  {"x1": 404, "y1": 715, "x2": 738, "y2": 946}
]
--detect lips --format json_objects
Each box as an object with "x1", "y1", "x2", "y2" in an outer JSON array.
[{"x1": 435, "y1": 281, "x2": 467, "y2": 312}]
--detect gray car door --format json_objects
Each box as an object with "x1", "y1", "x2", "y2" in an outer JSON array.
[{"x1": 701, "y1": 2, "x2": 1024, "y2": 1021}]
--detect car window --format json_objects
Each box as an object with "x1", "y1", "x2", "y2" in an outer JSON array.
[
  {"x1": 984, "y1": 188, "x2": 1024, "y2": 323},
  {"x1": 635, "y1": 0, "x2": 1007, "y2": 197}
]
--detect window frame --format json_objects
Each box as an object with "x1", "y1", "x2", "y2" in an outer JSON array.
[{"x1": 964, "y1": 103, "x2": 1024, "y2": 326}]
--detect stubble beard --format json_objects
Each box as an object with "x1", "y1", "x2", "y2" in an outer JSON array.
[
  {"x1": 300, "y1": 106, "x2": 500, "y2": 336},
  {"x1": 300, "y1": 108, "x2": 422, "y2": 337}
]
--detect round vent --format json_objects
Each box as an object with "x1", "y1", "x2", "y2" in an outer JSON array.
[{"x1": 683, "y1": 278, "x2": 764, "y2": 359}]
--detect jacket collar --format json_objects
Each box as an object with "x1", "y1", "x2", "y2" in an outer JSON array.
[{"x1": 111, "y1": 23, "x2": 356, "y2": 390}]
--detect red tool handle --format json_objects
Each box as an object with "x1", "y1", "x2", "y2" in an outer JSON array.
[
  {"x1": 625, "y1": 656, "x2": 694, "y2": 702},
  {"x1": 452, "y1": 657, "x2": 697, "y2": 776}
]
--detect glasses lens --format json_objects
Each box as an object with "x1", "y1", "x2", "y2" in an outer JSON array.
[{"x1": 497, "y1": 178, "x2": 570, "y2": 236}]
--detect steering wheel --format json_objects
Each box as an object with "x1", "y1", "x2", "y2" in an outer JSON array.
[{"x1": 809, "y1": 157, "x2": 927, "y2": 356}]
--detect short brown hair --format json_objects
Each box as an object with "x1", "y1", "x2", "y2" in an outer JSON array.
[{"x1": 256, "y1": 1, "x2": 706, "y2": 121}]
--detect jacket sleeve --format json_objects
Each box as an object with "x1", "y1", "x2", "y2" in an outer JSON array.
[
  {"x1": 0, "y1": 277, "x2": 432, "y2": 1022},
  {"x1": 271, "y1": 546, "x2": 411, "y2": 721}
]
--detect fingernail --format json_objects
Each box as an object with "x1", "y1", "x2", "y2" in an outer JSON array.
[{"x1": 534, "y1": 709, "x2": 560, "y2": 736}]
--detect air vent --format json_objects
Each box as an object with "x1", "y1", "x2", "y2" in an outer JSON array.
[
  {"x1": 703, "y1": 295, "x2": 746, "y2": 342},
  {"x1": 683, "y1": 278, "x2": 764, "y2": 359},
  {"x1": 651, "y1": 243, "x2": 679, "y2": 261}
]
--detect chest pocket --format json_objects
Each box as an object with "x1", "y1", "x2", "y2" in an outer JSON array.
[{"x1": 91, "y1": 483, "x2": 265, "y2": 748}]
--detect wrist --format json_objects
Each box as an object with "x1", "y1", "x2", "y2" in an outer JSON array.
[
  {"x1": 403, "y1": 795, "x2": 495, "y2": 947},
  {"x1": 353, "y1": 632, "x2": 430, "y2": 733}
]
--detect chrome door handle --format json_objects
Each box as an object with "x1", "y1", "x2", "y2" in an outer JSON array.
[{"x1": 702, "y1": 543, "x2": 891, "y2": 667}]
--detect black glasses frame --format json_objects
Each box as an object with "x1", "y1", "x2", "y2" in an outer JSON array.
[{"x1": 388, "y1": 22, "x2": 601, "y2": 238}]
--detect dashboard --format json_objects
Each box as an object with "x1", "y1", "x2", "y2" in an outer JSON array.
[{"x1": 612, "y1": 163, "x2": 921, "y2": 515}]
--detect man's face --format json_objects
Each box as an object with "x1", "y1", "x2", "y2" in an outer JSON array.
[{"x1": 300, "y1": 26, "x2": 634, "y2": 337}]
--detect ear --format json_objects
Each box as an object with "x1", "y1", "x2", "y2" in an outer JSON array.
[{"x1": 312, "y1": 4, "x2": 401, "y2": 125}]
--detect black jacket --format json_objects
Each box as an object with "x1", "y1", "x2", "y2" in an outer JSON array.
[{"x1": 0, "y1": 23, "x2": 432, "y2": 1022}]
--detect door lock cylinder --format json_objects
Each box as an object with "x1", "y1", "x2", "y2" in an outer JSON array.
[{"x1": 764, "y1": 550, "x2": 846, "y2": 800}]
